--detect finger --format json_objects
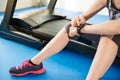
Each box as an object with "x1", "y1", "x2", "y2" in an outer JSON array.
[
  {"x1": 79, "y1": 16, "x2": 86, "y2": 25},
  {"x1": 71, "y1": 18, "x2": 77, "y2": 27},
  {"x1": 76, "y1": 17, "x2": 81, "y2": 26},
  {"x1": 69, "y1": 26, "x2": 76, "y2": 37},
  {"x1": 69, "y1": 27, "x2": 74, "y2": 37},
  {"x1": 72, "y1": 16, "x2": 80, "y2": 26}
]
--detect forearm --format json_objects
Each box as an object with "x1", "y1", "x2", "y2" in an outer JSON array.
[
  {"x1": 81, "y1": 0, "x2": 106, "y2": 20},
  {"x1": 81, "y1": 20, "x2": 120, "y2": 35},
  {"x1": 71, "y1": 0, "x2": 106, "y2": 27}
]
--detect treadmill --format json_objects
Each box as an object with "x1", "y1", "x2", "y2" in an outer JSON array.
[{"x1": 0, "y1": 0, "x2": 120, "y2": 59}]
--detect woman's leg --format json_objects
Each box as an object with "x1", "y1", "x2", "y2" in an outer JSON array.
[
  {"x1": 86, "y1": 36, "x2": 118, "y2": 80},
  {"x1": 9, "y1": 25, "x2": 71, "y2": 76},
  {"x1": 31, "y1": 27, "x2": 70, "y2": 65},
  {"x1": 10, "y1": 19, "x2": 120, "y2": 76}
]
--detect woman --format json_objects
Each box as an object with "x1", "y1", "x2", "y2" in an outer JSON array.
[{"x1": 9, "y1": 0, "x2": 120, "y2": 80}]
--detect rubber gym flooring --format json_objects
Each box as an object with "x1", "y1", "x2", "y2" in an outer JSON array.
[{"x1": 0, "y1": 7, "x2": 120, "y2": 80}]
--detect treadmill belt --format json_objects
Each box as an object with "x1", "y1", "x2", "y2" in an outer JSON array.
[{"x1": 33, "y1": 19, "x2": 70, "y2": 37}]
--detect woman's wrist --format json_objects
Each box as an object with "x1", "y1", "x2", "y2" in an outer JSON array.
[
  {"x1": 78, "y1": 15, "x2": 87, "y2": 25},
  {"x1": 80, "y1": 15, "x2": 87, "y2": 22},
  {"x1": 77, "y1": 24, "x2": 85, "y2": 35}
]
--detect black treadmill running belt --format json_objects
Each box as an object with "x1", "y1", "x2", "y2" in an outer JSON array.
[
  {"x1": 30, "y1": 15, "x2": 66, "y2": 28},
  {"x1": 33, "y1": 19, "x2": 70, "y2": 37}
]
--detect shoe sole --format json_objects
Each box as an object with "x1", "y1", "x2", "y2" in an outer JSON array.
[{"x1": 10, "y1": 68, "x2": 46, "y2": 76}]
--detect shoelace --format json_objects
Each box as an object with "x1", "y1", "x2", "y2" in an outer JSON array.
[{"x1": 16, "y1": 60, "x2": 32, "y2": 70}]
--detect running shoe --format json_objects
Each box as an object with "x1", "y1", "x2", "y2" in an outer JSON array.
[{"x1": 9, "y1": 60, "x2": 46, "y2": 76}]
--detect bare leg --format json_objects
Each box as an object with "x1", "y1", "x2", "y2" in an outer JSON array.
[
  {"x1": 31, "y1": 20, "x2": 120, "y2": 65},
  {"x1": 31, "y1": 27, "x2": 70, "y2": 65},
  {"x1": 86, "y1": 36, "x2": 118, "y2": 80}
]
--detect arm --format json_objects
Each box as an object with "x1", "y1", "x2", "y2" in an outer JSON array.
[
  {"x1": 71, "y1": 0, "x2": 107, "y2": 27},
  {"x1": 81, "y1": 20, "x2": 120, "y2": 35},
  {"x1": 81, "y1": 0, "x2": 107, "y2": 20},
  {"x1": 69, "y1": 0, "x2": 108, "y2": 37}
]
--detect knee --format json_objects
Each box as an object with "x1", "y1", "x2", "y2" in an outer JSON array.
[
  {"x1": 101, "y1": 36, "x2": 111, "y2": 42},
  {"x1": 58, "y1": 26, "x2": 71, "y2": 39},
  {"x1": 100, "y1": 37, "x2": 114, "y2": 46},
  {"x1": 101, "y1": 36, "x2": 119, "y2": 47},
  {"x1": 62, "y1": 27, "x2": 69, "y2": 35},
  {"x1": 64, "y1": 23, "x2": 76, "y2": 38}
]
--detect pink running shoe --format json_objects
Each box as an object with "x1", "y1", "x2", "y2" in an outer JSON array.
[{"x1": 9, "y1": 60, "x2": 46, "y2": 76}]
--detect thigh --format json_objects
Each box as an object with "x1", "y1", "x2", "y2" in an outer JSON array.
[{"x1": 102, "y1": 34, "x2": 120, "y2": 46}]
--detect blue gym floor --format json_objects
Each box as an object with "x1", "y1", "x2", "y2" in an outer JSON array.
[{"x1": 0, "y1": 7, "x2": 120, "y2": 80}]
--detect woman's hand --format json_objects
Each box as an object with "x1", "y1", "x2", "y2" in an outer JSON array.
[
  {"x1": 69, "y1": 26, "x2": 78, "y2": 37},
  {"x1": 71, "y1": 15, "x2": 86, "y2": 27},
  {"x1": 69, "y1": 15, "x2": 86, "y2": 37}
]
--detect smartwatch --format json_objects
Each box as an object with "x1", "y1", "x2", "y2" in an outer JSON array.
[{"x1": 77, "y1": 24, "x2": 85, "y2": 35}]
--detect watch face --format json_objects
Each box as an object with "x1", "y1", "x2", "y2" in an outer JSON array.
[
  {"x1": 77, "y1": 27, "x2": 81, "y2": 35},
  {"x1": 77, "y1": 24, "x2": 86, "y2": 36}
]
